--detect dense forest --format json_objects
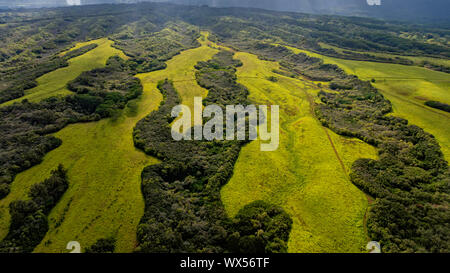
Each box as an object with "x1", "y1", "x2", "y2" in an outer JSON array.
[{"x1": 0, "y1": 3, "x2": 448, "y2": 253}]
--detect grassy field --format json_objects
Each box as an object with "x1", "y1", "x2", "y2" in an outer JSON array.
[
  {"x1": 221, "y1": 52, "x2": 378, "y2": 253},
  {"x1": 0, "y1": 33, "x2": 218, "y2": 253},
  {"x1": 283, "y1": 45, "x2": 450, "y2": 161},
  {"x1": 1, "y1": 38, "x2": 127, "y2": 107}
]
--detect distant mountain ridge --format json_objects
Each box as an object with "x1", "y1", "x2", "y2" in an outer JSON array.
[
  {"x1": 1, "y1": 0, "x2": 449, "y2": 22},
  {"x1": 169, "y1": 0, "x2": 449, "y2": 22}
]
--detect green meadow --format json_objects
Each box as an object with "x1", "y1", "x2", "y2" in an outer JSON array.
[
  {"x1": 1, "y1": 38, "x2": 127, "y2": 107},
  {"x1": 221, "y1": 52, "x2": 378, "y2": 253},
  {"x1": 283, "y1": 45, "x2": 450, "y2": 161}
]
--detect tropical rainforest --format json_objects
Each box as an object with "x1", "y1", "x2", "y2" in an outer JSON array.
[{"x1": 0, "y1": 2, "x2": 448, "y2": 253}]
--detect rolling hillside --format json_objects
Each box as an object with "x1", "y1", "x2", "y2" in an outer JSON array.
[
  {"x1": 222, "y1": 52, "x2": 378, "y2": 252},
  {"x1": 282, "y1": 44, "x2": 450, "y2": 161},
  {"x1": 0, "y1": 2, "x2": 448, "y2": 253}
]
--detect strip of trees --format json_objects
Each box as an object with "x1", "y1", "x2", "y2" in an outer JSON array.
[{"x1": 425, "y1": 101, "x2": 450, "y2": 113}]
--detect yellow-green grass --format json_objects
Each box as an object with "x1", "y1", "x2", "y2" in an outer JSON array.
[
  {"x1": 281, "y1": 44, "x2": 450, "y2": 161},
  {"x1": 221, "y1": 52, "x2": 378, "y2": 253},
  {"x1": 0, "y1": 33, "x2": 217, "y2": 253},
  {"x1": 137, "y1": 31, "x2": 219, "y2": 124},
  {"x1": 1, "y1": 38, "x2": 127, "y2": 107}
]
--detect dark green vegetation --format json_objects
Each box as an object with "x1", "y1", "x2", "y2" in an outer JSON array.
[
  {"x1": 4, "y1": 0, "x2": 450, "y2": 23},
  {"x1": 133, "y1": 52, "x2": 292, "y2": 253},
  {"x1": 0, "y1": 95, "x2": 98, "y2": 200},
  {"x1": 112, "y1": 22, "x2": 200, "y2": 73},
  {"x1": 235, "y1": 42, "x2": 347, "y2": 82},
  {"x1": 0, "y1": 4, "x2": 201, "y2": 105},
  {"x1": 67, "y1": 55, "x2": 143, "y2": 118},
  {"x1": 1, "y1": 3, "x2": 448, "y2": 74},
  {"x1": 199, "y1": 8, "x2": 450, "y2": 73},
  {"x1": 230, "y1": 201, "x2": 292, "y2": 253},
  {"x1": 0, "y1": 165, "x2": 68, "y2": 253},
  {"x1": 85, "y1": 237, "x2": 116, "y2": 253},
  {"x1": 319, "y1": 79, "x2": 450, "y2": 252},
  {"x1": 420, "y1": 61, "x2": 450, "y2": 74},
  {"x1": 200, "y1": 9, "x2": 449, "y2": 56},
  {"x1": 425, "y1": 101, "x2": 450, "y2": 113},
  {"x1": 170, "y1": 0, "x2": 450, "y2": 23}
]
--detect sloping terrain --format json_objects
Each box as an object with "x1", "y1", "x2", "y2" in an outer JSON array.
[
  {"x1": 282, "y1": 45, "x2": 450, "y2": 161},
  {"x1": 0, "y1": 32, "x2": 220, "y2": 253},
  {"x1": 221, "y1": 52, "x2": 377, "y2": 253}
]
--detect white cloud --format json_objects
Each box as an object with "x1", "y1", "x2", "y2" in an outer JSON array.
[
  {"x1": 66, "y1": 0, "x2": 81, "y2": 6},
  {"x1": 367, "y1": 0, "x2": 381, "y2": 6}
]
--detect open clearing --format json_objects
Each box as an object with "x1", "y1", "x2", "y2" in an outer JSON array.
[
  {"x1": 1, "y1": 38, "x2": 127, "y2": 107},
  {"x1": 221, "y1": 52, "x2": 378, "y2": 253},
  {"x1": 283, "y1": 45, "x2": 450, "y2": 161}
]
